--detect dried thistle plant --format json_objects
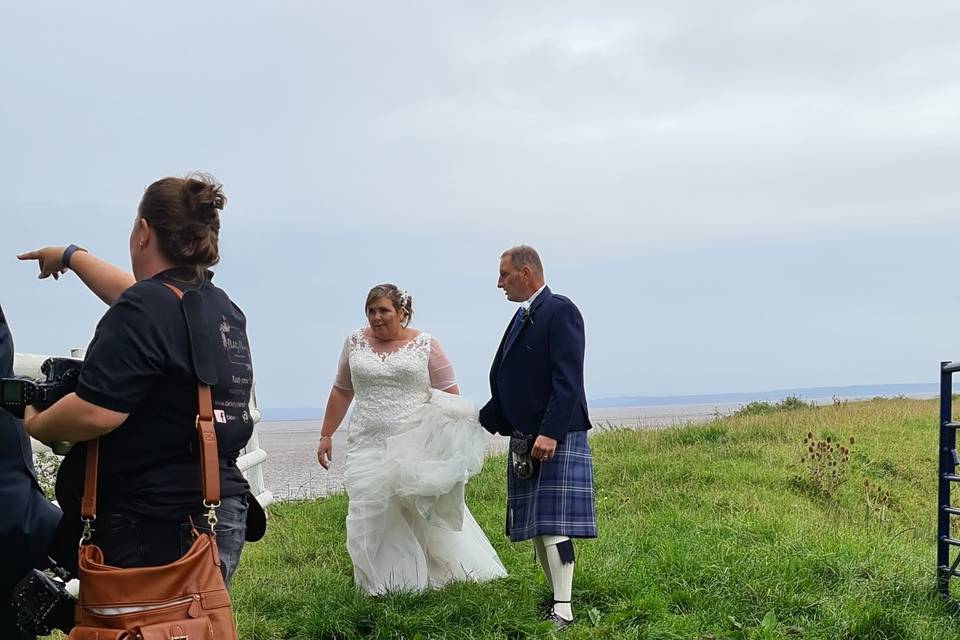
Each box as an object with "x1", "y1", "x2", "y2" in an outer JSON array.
[
  {"x1": 863, "y1": 478, "x2": 892, "y2": 523},
  {"x1": 794, "y1": 432, "x2": 853, "y2": 497}
]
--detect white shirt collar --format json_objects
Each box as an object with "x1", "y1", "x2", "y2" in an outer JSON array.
[{"x1": 521, "y1": 284, "x2": 547, "y2": 310}]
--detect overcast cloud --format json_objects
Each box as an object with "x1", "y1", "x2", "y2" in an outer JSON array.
[{"x1": 1, "y1": 1, "x2": 958, "y2": 408}]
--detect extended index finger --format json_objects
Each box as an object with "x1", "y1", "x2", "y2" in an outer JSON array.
[{"x1": 17, "y1": 250, "x2": 41, "y2": 260}]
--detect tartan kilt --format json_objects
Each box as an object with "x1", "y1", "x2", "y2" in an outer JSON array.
[{"x1": 506, "y1": 429, "x2": 597, "y2": 542}]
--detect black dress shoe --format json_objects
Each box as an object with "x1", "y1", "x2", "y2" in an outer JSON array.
[
  {"x1": 537, "y1": 598, "x2": 556, "y2": 618},
  {"x1": 543, "y1": 601, "x2": 573, "y2": 631},
  {"x1": 545, "y1": 607, "x2": 573, "y2": 631}
]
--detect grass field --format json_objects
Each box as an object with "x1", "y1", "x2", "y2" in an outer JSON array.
[
  {"x1": 223, "y1": 397, "x2": 960, "y2": 639},
  {"x1": 49, "y1": 397, "x2": 960, "y2": 639}
]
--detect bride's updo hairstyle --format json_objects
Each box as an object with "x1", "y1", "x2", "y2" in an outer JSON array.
[
  {"x1": 138, "y1": 172, "x2": 226, "y2": 281},
  {"x1": 366, "y1": 284, "x2": 414, "y2": 328}
]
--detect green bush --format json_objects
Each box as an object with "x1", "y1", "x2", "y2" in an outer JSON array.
[
  {"x1": 33, "y1": 450, "x2": 60, "y2": 500},
  {"x1": 734, "y1": 395, "x2": 815, "y2": 417}
]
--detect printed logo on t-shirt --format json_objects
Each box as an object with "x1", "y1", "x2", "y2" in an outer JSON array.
[
  {"x1": 214, "y1": 409, "x2": 227, "y2": 423},
  {"x1": 219, "y1": 316, "x2": 251, "y2": 365}
]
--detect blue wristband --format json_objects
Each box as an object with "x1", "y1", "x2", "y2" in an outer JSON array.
[{"x1": 62, "y1": 244, "x2": 86, "y2": 269}]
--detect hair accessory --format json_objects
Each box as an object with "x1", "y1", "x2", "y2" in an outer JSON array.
[{"x1": 398, "y1": 288, "x2": 410, "y2": 309}]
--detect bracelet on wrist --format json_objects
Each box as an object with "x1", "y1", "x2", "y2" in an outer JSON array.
[{"x1": 320, "y1": 434, "x2": 333, "y2": 440}]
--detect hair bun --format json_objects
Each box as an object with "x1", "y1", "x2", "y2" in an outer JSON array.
[
  {"x1": 138, "y1": 172, "x2": 226, "y2": 278},
  {"x1": 182, "y1": 172, "x2": 226, "y2": 223}
]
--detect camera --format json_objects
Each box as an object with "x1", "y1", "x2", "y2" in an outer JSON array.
[
  {"x1": 1, "y1": 356, "x2": 83, "y2": 454},
  {"x1": 0, "y1": 356, "x2": 83, "y2": 419},
  {"x1": 12, "y1": 557, "x2": 76, "y2": 636}
]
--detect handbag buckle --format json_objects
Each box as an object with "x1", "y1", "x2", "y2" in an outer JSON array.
[
  {"x1": 80, "y1": 516, "x2": 95, "y2": 543},
  {"x1": 203, "y1": 500, "x2": 220, "y2": 531}
]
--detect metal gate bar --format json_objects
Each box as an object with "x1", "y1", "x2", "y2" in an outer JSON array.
[{"x1": 937, "y1": 361, "x2": 960, "y2": 597}]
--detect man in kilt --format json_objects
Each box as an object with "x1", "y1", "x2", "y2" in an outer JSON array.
[{"x1": 480, "y1": 245, "x2": 596, "y2": 630}]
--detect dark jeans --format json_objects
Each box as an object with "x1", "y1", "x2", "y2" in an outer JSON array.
[{"x1": 91, "y1": 495, "x2": 248, "y2": 589}]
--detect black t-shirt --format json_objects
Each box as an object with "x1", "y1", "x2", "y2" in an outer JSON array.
[{"x1": 56, "y1": 269, "x2": 255, "y2": 521}]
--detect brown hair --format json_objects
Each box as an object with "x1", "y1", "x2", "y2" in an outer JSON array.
[
  {"x1": 502, "y1": 245, "x2": 544, "y2": 277},
  {"x1": 138, "y1": 172, "x2": 226, "y2": 280},
  {"x1": 365, "y1": 284, "x2": 413, "y2": 327}
]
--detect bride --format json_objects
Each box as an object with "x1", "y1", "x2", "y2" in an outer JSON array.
[{"x1": 317, "y1": 284, "x2": 507, "y2": 594}]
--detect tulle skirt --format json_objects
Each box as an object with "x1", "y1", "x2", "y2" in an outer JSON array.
[{"x1": 344, "y1": 390, "x2": 507, "y2": 594}]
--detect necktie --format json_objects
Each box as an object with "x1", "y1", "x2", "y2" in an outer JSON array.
[{"x1": 503, "y1": 308, "x2": 525, "y2": 354}]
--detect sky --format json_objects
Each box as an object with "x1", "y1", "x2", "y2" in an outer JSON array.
[{"x1": 1, "y1": 1, "x2": 958, "y2": 408}]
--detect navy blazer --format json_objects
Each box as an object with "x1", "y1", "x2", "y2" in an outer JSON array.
[
  {"x1": 479, "y1": 287, "x2": 592, "y2": 443},
  {"x1": 0, "y1": 305, "x2": 61, "y2": 590}
]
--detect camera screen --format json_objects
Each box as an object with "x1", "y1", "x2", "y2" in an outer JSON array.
[{"x1": 2, "y1": 382, "x2": 21, "y2": 403}]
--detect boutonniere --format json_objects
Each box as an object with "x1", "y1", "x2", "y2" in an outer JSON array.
[{"x1": 522, "y1": 307, "x2": 535, "y2": 325}]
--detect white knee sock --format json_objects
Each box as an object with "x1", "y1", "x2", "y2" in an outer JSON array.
[
  {"x1": 540, "y1": 535, "x2": 574, "y2": 621},
  {"x1": 533, "y1": 536, "x2": 553, "y2": 585}
]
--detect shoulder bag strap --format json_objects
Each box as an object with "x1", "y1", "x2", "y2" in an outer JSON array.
[
  {"x1": 80, "y1": 438, "x2": 99, "y2": 536},
  {"x1": 79, "y1": 282, "x2": 221, "y2": 540},
  {"x1": 164, "y1": 283, "x2": 221, "y2": 507}
]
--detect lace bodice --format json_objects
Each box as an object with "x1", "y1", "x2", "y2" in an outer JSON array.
[{"x1": 337, "y1": 329, "x2": 456, "y2": 449}]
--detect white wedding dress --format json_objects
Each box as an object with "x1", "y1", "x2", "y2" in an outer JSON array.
[{"x1": 335, "y1": 329, "x2": 507, "y2": 594}]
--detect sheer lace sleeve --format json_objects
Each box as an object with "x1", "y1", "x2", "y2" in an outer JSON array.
[
  {"x1": 428, "y1": 337, "x2": 458, "y2": 391},
  {"x1": 333, "y1": 335, "x2": 354, "y2": 391}
]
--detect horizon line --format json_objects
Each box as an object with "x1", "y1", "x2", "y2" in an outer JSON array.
[{"x1": 261, "y1": 382, "x2": 939, "y2": 415}]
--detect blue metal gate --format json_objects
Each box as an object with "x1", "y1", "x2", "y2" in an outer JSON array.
[{"x1": 938, "y1": 361, "x2": 960, "y2": 597}]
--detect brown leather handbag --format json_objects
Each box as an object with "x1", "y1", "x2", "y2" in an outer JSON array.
[{"x1": 68, "y1": 284, "x2": 238, "y2": 640}]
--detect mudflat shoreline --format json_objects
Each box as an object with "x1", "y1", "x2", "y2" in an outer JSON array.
[{"x1": 257, "y1": 403, "x2": 731, "y2": 501}]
